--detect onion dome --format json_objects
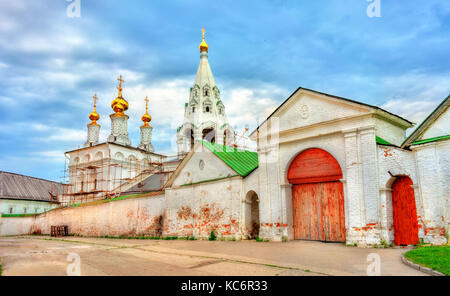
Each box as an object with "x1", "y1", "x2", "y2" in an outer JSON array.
[
  {"x1": 199, "y1": 27, "x2": 208, "y2": 53},
  {"x1": 89, "y1": 94, "x2": 100, "y2": 125},
  {"x1": 111, "y1": 75, "x2": 129, "y2": 116},
  {"x1": 141, "y1": 96, "x2": 152, "y2": 127}
]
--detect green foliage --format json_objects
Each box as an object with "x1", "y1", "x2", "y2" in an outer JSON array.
[
  {"x1": 404, "y1": 245, "x2": 450, "y2": 276},
  {"x1": 209, "y1": 230, "x2": 217, "y2": 241},
  {"x1": 281, "y1": 236, "x2": 288, "y2": 242},
  {"x1": 0, "y1": 264, "x2": 2, "y2": 276},
  {"x1": 255, "y1": 236, "x2": 269, "y2": 242},
  {"x1": 1, "y1": 213, "x2": 38, "y2": 218}
]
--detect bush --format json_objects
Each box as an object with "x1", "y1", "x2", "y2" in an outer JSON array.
[{"x1": 209, "y1": 230, "x2": 217, "y2": 241}]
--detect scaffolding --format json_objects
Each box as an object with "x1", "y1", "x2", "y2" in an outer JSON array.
[{"x1": 59, "y1": 150, "x2": 178, "y2": 207}]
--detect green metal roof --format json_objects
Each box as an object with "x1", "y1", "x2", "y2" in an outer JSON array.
[
  {"x1": 200, "y1": 141, "x2": 259, "y2": 177},
  {"x1": 412, "y1": 134, "x2": 450, "y2": 146},
  {"x1": 376, "y1": 136, "x2": 395, "y2": 146}
]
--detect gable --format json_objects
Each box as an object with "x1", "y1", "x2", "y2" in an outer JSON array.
[
  {"x1": 250, "y1": 87, "x2": 412, "y2": 139},
  {"x1": 172, "y1": 148, "x2": 237, "y2": 187},
  {"x1": 276, "y1": 90, "x2": 372, "y2": 132},
  {"x1": 420, "y1": 106, "x2": 450, "y2": 140},
  {"x1": 402, "y1": 95, "x2": 450, "y2": 148}
]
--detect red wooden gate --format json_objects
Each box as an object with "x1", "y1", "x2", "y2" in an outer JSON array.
[
  {"x1": 292, "y1": 182, "x2": 345, "y2": 241},
  {"x1": 392, "y1": 176, "x2": 419, "y2": 245},
  {"x1": 289, "y1": 148, "x2": 346, "y2": 242}
]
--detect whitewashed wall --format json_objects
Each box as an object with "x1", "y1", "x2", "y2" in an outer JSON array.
[
  {"x1": 0, "y1": 217, "x2": 35, "y2": 236},
  {"x1": 33, "y1": 194, "x2": 165, "y2": 237},
  {"x1": 412, "y1": 140, "x2": 450, "y2": 244},
  {"x1": 165, "y1": 177, "x2": 242, "y2": 238}
]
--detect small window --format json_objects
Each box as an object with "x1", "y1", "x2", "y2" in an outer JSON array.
[
  {"x1": 192, "y1": 107, "x2": 195, "y2": 113},
  {"x1": 206, "y1": 106, "x2": 210, "y2": 113},
  {"x1": 9, "y1": 207, "x2": 13, "y2": 214},
  {"x1": 204, "y1": 90, "x2": 209, "y2": 96},
  {"x1": 24, "y1": 207, "x2": 27, "y2": 214}
]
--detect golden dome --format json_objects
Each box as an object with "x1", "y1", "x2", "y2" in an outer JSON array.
[
  {"x1": 111, "y1": 75, "x2": 129, "y2": 116},
  {"x1": 89, "y1": 94, "x2": 100, "y2": 125},
  {"x1": 141, "y1": 96, "x2": 152, "y2": 127},
  {"x1": 111, "y1": 97, "x2": 129, "y2": 113},
  {"x1": 199, "y1": 27, "x2": 208, "y2": 53},
  {"x1": 89, "y1": 111, "x2": 100, "y2": 123},
  {"x1": 142, "y1": 113, "x2": 152, "y2": 125}
]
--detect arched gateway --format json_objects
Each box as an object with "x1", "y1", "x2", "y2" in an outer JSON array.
[{"x1": 288, "y1": 148, "x2": 346, "y2": 242}]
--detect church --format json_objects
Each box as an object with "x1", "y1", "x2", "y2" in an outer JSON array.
[{"x1": 7, "y1": 29, "x2": 448, "y2": 247}]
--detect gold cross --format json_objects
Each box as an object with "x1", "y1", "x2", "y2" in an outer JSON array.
[
  {"x1": 93, "y1": 93, "x2": 98, "y2": 109},
  {"x1": 144, "y1": 96, "x2": 149, "y2": 112},
  {"x1": 202, "y1": 27, "x2": 206, "y2": 39},
  {"x1": 117, "y1": 75, "x2": 124, "y2": 88}
]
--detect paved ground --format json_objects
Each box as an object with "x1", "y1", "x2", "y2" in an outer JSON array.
[{"x1": 0, "y1": 236, "x2": 424, "y2": 276}]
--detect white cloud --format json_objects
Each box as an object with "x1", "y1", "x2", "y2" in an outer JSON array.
[
  {"x1": 379, "y1": 71, "x2": 450, "y2": 126},
  {"x1": 30, "y1": 123, "x2": 86, "y2": 143}
]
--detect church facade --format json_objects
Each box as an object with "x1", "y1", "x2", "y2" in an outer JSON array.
[
  {"x1": 29, "y1": 29, "x2": 449, "y2": 247},
  {"x1": 165, "y1": 87, "x2": 449, "y2": 246}
]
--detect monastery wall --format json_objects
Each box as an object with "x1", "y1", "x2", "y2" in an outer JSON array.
[
  {"x1": 376, "y1": 145, "x2": 420, "y2": 243},
  {"x1": 0, "y1": 216, "x2": 35, "y2": 236},
  {"x1": 413, "y1": 141, "x2": 450, "y2": 244},
  {"x1": 31, "y1": 194, "x2": 165, "y2": 237},
  {"x1": 164, "y1": 177, "x2": 242, "y2": 239}
]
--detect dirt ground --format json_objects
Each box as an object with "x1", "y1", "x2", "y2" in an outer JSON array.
[{"x1": 0, "y1": 236, "x2": 425, "y2": 276}]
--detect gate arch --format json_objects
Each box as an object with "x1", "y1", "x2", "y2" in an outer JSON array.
[{"x1": 288, "y1": 148, "x2": 346, "y2": 242}]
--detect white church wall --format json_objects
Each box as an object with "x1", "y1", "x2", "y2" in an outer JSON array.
[
  {"x1": 412, "y1": 140, "x2": 450, "y2": 245},
  {"x1": 374, "y1": 117, "x2": 408, "y2": 147},
  {"x1": 172, "y1": 150, "x2": 237, "y2": 187},
  {"x1": 164, "y1": 177, "x2": 242, "y2": 239}
]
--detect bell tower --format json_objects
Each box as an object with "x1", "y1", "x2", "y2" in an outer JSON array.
[{"x1": 177, "y1": 28, "x2": 234, "y2": 156}]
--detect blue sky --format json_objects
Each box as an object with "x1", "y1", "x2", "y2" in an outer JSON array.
[{"x1": 0, "y1": 0, "x2": 449, "y2": 181}]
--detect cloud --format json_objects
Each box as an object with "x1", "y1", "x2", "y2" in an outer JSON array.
[
  {"x1": 0, "y1": 0, "x2": 449, "y2": 181},
  {"x1": 379, "y1": 71, "x2": 450, "y2": 126}
]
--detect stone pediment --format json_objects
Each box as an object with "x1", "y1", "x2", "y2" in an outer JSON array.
[{"x1": 274, "y1": 89, "x2": 374, "y2": 133}]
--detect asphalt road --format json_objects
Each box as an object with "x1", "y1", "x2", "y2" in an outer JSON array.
[{"x1": 0, "y1": 236, "x2": 424, "y2": 276}]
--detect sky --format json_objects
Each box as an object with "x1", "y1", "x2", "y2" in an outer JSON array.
[{"x1": 0, "y1": 0, "x2": 449, "y2": 181}]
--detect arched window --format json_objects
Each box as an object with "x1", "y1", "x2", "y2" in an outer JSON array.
[
  {"x1": 202, "y1": 128, "x2": 215, "y2": 143},
  {"x1": 95, "y1": 151, "x2": 103, "y2": 161},
  {"x1": 82, "y1": 154, "x2": 91, "y2": 163}
]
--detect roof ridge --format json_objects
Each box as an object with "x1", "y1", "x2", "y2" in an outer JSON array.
[
  {"x1": 0, "y1": 171, "x2": 61, "y2": 184},
  {"x1": 250, "y1": 86, "x2": 413, "y2": 137},
  {"x1": 200, "y1": 141, "x2": 258, "y2": 177},
  {"x1": 401, "y1": 94, "x2": 450, "y2": 148}
]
